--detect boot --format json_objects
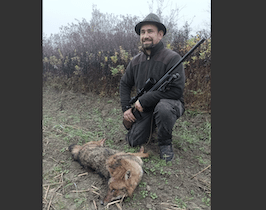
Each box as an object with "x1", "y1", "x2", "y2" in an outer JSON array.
[{"x1": 159, "y1": 144, "x2": 174, "y2": 162}]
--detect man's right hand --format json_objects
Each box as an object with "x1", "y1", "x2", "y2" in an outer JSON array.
[{"x1": 123, "y1": 108, "x2": 136, "y2": 122}]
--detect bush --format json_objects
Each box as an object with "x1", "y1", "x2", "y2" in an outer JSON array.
[{"x1": 43, "y1": 6, "x2": 211, "y2": 112}]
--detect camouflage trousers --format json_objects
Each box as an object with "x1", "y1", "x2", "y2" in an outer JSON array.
[{"x1": 126, "y1": 99, "x2": 185, "y2": 147}]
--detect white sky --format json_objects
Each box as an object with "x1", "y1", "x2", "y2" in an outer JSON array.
[{"x1": 43, "y1": 0, "x2": 210, "y2": 37}]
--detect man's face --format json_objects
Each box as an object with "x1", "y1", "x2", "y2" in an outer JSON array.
[{"x1": 140, "y1": 24, "x2": 164, "y2": 50}]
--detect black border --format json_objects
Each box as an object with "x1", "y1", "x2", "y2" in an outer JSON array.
[
  {"x1": 4, "y1": 0, "x2": 43, "y2": 209},
  {"x1": 211, "y1": 0, "x2": 261, "y2": 209}
]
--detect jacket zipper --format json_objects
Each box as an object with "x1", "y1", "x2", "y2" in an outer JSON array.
[{"x1": 144, "y1": 55, "x2": 151, "y2": 88}]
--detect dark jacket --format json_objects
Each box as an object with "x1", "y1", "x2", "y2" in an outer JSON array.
[{"x1": 120, "y1": 41, "x2": 185, "y2": 113}]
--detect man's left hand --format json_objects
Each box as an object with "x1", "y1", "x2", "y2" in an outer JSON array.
[{"x1": 135, "y1": 100, "x2": 144, "y2": 112}]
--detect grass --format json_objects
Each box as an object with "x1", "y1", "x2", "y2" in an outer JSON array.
[
  {"x1": 43, "y1": 88, "x2": 211, "y2": 210},
  {"x1": 43, "y1": 106, "x2": 123, "y2": 148},
  {"x1": 172, "y1": 111, "x2": 211, "y2": 153},
  {"x1": 174, "y1": 196, "x2": 187, "y2": 208},
  {"x1": 202, "y1": 195, "x2": 211, "y2": 206}
]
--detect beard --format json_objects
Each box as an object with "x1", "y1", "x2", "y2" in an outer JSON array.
[{"x1": 141, "y1": 39, "x2": 154, "y2": 50}]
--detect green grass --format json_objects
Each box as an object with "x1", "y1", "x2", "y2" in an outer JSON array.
[
  {"x1": 45, "y1": 106, "x2": 124, "y2": 147},
  {"x1": 150, "y1": 192, "x2": 158, "y2": 199},
  {"x1": 124, "y1": 145, "x2": 141, "y2": 153},
  {"x1": 43, "y1": 89, "x2": 211, "y2": 210},
  {"x1": 202, "y1": 195, "x2": 211, "y2": 206},
  {"x1": 172, "y1": 112, "x2": 211, "y2": 152},
  {"x1": 140, "y1": 190, "x2": 148, "y2": 198}
]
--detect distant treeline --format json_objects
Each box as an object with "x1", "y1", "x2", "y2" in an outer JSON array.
[{"x1": 43, "y1": 6, "x2": 211, "y2": 112}]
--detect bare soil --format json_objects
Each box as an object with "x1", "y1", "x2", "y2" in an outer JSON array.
[{"x1": 43, "y1": 87, "x2": 211, "y2": 210}]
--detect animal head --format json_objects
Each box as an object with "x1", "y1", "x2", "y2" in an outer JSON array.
[
  {"x1": 101, "y1": 171, "x2": 132, "y2": 205},
  {"x1": 101, "y1": 186, "x2": 128, "y2": 205},
  {"x1": 102, "y1": 159, "x2": 144, "y2": 205}
]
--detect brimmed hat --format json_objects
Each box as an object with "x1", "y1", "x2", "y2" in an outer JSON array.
[{"x1": 135, "y1": 13, "x2": 167, "y2": 36}]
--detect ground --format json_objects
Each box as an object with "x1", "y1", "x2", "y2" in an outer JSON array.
[{"x1": 43, "y1": 87, "x2": 211, "y2": 210}]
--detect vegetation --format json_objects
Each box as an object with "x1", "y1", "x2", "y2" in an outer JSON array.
[
  {"x1": 43, "y1": 2, "x2": 211, "y2": 208},
  {"x1": 43, "y1": 88, "x2": 211, "y2": 210},
  {"x1": 43, "y1": 4, "x2": 211, "y2": 112}
]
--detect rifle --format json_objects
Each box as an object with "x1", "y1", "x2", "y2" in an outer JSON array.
[{"x1": 123, "y1": 38, "x2": 206, "y2": 130}]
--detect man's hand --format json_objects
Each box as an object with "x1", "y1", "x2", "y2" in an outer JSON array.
[
  {"x1": 123, "y1": 108, "x2": 136, "y2": 122},
  {"x1": 135, "y1": 100, "x2": 143, "y2": 112}
]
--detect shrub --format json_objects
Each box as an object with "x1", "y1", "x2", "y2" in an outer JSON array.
[{"x1": 43, "y1": 7, "x2": 211, "y2": 112}]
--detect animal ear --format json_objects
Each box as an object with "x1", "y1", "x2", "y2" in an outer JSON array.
[
  {"x1": 99, "y1": 138, "x2": 106, "y2": 146},
  {"x1": 125, "y1": 170, "x2": 131, "y2": 180}
]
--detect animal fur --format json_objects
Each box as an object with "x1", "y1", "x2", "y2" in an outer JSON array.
[
  {"x1": 68, "y1": 138, "x2": 118, "y2": 179},
  {"x1": 68, "y1": 138, "x2": 149, "y2": 205}
]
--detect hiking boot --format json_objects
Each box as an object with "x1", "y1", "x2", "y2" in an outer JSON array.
[{"x1": 159, "y1": 144, "x2": 174, "y2": 162}]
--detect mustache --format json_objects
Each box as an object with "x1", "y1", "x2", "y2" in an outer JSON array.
[{"x1": 142, "y1": 38, "x2": 153, "y2": 42}]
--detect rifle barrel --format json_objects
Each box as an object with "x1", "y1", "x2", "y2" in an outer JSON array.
[{"x1": 150, "y1": 38, "x2": 206, "y2": 91}]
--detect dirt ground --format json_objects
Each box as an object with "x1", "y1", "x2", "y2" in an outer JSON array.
[{"x1": 42, "y1": 87, "x2": 211, "y2": 210}]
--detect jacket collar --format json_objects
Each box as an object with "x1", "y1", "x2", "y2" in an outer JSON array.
[{"x1": 141, "y1": 41, "x2": 164, "y2": 57}]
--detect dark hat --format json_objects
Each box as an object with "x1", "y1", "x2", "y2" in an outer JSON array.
[{"x1": 135, "y1": 13, "x2": 167, "y2": 36}]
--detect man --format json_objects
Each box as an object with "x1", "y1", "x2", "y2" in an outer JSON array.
[{"x1": 120, "y1": 13, "x2": 185, "y2": 162}]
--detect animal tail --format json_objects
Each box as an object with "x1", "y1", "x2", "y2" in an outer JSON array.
[{"x1": 68, "y1": 144, "x2": 82, "y2": 160}]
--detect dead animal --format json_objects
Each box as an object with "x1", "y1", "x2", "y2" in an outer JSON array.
[{"x1": 68, "y1": 138, "x2": 149, "y2": 205}]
